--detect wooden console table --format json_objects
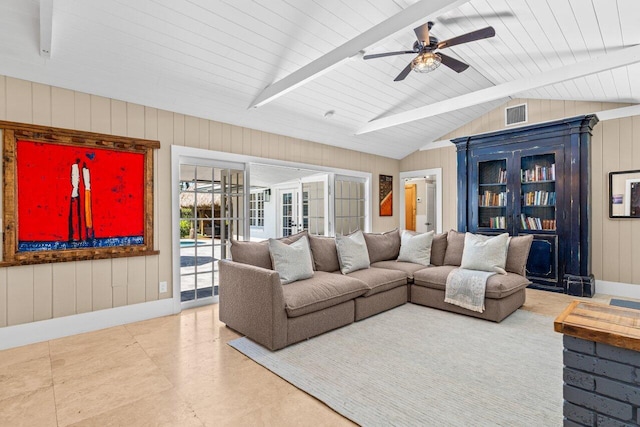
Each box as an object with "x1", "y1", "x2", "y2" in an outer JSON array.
[{"x1": 555, "y1": 301, "x2": 640, "y2": 425}]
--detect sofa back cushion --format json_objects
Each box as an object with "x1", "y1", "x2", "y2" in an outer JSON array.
[
  {"x1": 363, "y1": 229, "x2": 401, "y2": 263},
  {"x1": 397, "y1": 230, "x2": 434, "y2": 266},
  {"x1": 268, "y1": 235, "x2": 314, "y2": 284},
  {"x1": 308, "y1": 235, "x2": 340, "y2": 272},
  {"x1": 230, "y1": 230, "x2": 308, "y2": 269},
  {"x1": 505, "y1": 234, "x2": 534, "y2": 276},
  {"x1": 460, "y1": 232, "x2": 510, "y2": 274},
  {"x1": 430, "y1": 232, "x2": 448, "y2": 266},
  {"x1": 444, "y1": 230, "x2": 466, "y2": 266},
  {"x1": 336, "y1": 230, "x2": 370, "y2": 274}
]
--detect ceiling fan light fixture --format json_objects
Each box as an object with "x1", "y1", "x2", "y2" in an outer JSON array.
[{"x1": 411, "y1": 52, "x2": 441, "y2": 73}]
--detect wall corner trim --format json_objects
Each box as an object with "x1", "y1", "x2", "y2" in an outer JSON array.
[{"x1": 0, "y1": 298, "x2": 176, "y2": 351}]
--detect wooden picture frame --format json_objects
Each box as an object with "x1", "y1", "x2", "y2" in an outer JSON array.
[
  {"x1": 0, "y1": 120, "x2": 160, "y2": 266},
  {"x1": 379, "y1": 174, "x2": 393, "y2": 216}
]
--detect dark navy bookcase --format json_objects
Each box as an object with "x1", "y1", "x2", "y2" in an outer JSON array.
[{"x1": 452, "y1": 115, "x2": 599, "y2": 292}]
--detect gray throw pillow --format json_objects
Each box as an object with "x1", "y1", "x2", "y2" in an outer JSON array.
[
  {"x1": 444, "y1": 230, "x2": 466, "y2": 266},
  {"x1": 336, "y1": 230, "x2": 370, "y2": 274},
  {"x1": 268, "y1": 235, "x2": 314, "y2": 284},
  {"x1": 506, "y1": 234, "x2": 534, "y2": 276},
  {"x1": 397, "y1": 230, "x2": 434, "y2": 266},
  {"x1": 430, "y1": 232, "x2": 448, "y2": 266},
  {"x1": 460, "y1": 232, "x2": 510, "y2": 275},
  {"x1": 363, "y1": 229, "x2": 400, "y2": 263}
]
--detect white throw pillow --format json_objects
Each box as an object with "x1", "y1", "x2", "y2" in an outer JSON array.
[
  {"x1": 460, "y1": 233, "x2": 510, "y2": 275},
  {"x1": 335, "y1": 230, "x2": 370, "y2": 274},
  {"x1": 268, "y1": 235, "x2": 314, "y2": 284},
  {"x1": 397, "y1": 230, "x2": 435, "y2": 266}
]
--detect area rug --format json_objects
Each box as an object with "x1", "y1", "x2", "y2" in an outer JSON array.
[
  {"x1": 229, "y1": 304, "x2": 563, "y2": 426},
  {"x1": 610, "y1": 298, "x2": 640, "y2": 311}
]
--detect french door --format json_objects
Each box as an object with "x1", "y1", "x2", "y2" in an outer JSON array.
[
  {"x1": 277, "y1": 188, "x2": 301, "y2": 237},
  {"x1": 177, "y1": 160, "x2": 246, "y2": 307}
]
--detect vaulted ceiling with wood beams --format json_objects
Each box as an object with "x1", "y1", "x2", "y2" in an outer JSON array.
[{"x1": 0, "y1": 0, "x2": 639, "y2": 159}]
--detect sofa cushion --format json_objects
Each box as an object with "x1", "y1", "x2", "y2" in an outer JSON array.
[
  {"x1": 370, "y1": 260, "x2": 428, "y2": 280},
  {"x1": 230, "y1": 231, "x2": 308, "y2": 269},
  {"x1": 363, "y1": 229, "x2": 401, "y2": 263},
  {"x1": 430, "y1": 232, "x2": 448, "y2": 266},
  {"x1": 308, "y1": 235, "x2": 340, "y2": 272},
  {"x1": 344, "y1": 267, "x2": 407, "y2": 297},
  {"x1": 506, "y1": 235, "x2": 534, "y2": 276},
  {"x1": 281, "y1": 271, "x2": 368, "y2": 318},
  {"x1": 460, "y1": 233, "x2": 510, "y2": 275},
  {"x1": 268, "y1": 235, "x2": 314, "y2": 284},
  {"x1": 336, "y1": 230, "x2": 370, "y2": 274},
  {"x1": 398, "y1": 230, "x2": 434, "y2": 266},
  {"x1": 444, "y1": 230, "x2": 465, "y2": 266},
  {"x1": 413, "y1": 267, "x2": 530, "y2": 299}
]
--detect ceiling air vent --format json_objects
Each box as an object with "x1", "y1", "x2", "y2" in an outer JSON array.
[{"x1": 505, "y1": 103, "x2": 527, "y2": 126}]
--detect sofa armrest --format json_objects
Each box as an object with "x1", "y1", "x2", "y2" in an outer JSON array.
[{"x1": 219, "y1": 260, "x2": 288, "y2": 350}]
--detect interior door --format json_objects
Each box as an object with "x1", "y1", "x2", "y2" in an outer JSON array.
[{"x1": 404, "y1": 184, "x2": 416, "y2": 231}]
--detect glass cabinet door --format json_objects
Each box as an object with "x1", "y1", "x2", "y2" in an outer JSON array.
[
  {"x1": 518, "y1": 153, "x2": 557, "y2": 232},
  {"x1": 469, "y1": 153, "x2": 513, "y2": 233}
]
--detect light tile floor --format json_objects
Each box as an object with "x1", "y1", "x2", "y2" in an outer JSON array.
[{"x1": 0, "y1": 290, "x2": 627, "y2": 426}]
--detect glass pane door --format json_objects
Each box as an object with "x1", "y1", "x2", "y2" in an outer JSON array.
[
  {"x1": 334, "y1": 177, "x2": 365, "y2": 236},
  {"x1": 179, "y1": 164, "x2": 245, "y2": 304},
  {"x1": 301, "y1": 178, "x2": 327, "y2": 236},
  {"x1": 278, "y1": 189, "x2": 299, "y2": 237}
]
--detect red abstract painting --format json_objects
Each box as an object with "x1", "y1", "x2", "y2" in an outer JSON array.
[{"x1": 16, "y1": 140, "x2": 145, "y2": 251}]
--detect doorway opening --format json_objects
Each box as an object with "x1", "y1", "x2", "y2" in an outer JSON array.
[{"x1": 400, "y1": 169, "x2": 442, "y2": 234}]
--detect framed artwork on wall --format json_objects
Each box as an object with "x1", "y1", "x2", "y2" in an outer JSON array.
[
  {"x1": 379, "y1": 174, "x2": 393, "y2": 216},
  {"x1": 0, "y1": 120, "x2": 160, "y2": 266}
]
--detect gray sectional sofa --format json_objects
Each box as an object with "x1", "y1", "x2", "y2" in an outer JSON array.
[{"x1": 219, "y1": 229, "x2": 533, "y2": 351}]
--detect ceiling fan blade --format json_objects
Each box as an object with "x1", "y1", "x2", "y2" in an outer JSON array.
[
  {"x1": 437, "y1": 26, "x2": 495, "y2": 49},
  {"x1": 438, "y1": 53, "x2": 469, "y2": 73},
  {"x1": 363, "y1": 51, "x2": 416, "y2": 60},
  {"x1": 413, "y1": 22, "x2": 430, "y2": 46},
  {"x1": 394, "y1": 62, "x2": 413, "y2": 82}
]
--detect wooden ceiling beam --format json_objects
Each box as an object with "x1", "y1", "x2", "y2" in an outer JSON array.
[
  {"x1": 249, "y1": 0, "x2": 470, "y2": 109},
  {"x1": 357, "y1": 44, "x2": 640, "y2": 134}
]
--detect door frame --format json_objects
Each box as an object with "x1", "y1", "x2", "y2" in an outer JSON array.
[
  {"x1": 399, "y1": 168, "x2": 442, "y2": 233},
  {"x1": 171, "y1": 146, "x2": 249, "y2": 312},
  {"x1": 172, "y1": 146, "x2": 371, "y2": 313}
]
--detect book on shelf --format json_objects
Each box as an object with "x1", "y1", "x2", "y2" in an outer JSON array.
[
  {"x1": 522, "y1": 191, "x2": 556, "y2": 206},
  {"x1": 519, "y1": 213, "x2": 556, "y2": 230},
  {"x1": 498, "y1": 168, "x2": 507, "y2": 184},
  {"x1": 488, "y1": 216, "x2": 506, "y2": 229},
  {"x1": 521, "y1": 163, "x2": 556, "y2": 182},
  {"x1": 479, "y1": 190, "x2": 507, "y2": 207}
]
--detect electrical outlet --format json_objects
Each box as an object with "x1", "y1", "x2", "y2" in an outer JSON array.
[{"x1": 159, "y1": 281, "x2": 167, "y2": 293}]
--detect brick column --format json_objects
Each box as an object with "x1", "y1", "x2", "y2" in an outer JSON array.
[{"x1": 562, "y1": 335, "x2": 640, "y2": 426}]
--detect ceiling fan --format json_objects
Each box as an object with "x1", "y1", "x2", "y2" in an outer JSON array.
[{"x1": 363, "y1": 22, "x2": 495, "y2": 81}]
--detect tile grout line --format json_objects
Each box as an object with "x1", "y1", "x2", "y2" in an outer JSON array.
[{"x1": 47, "y1": 340, "x2": 61, "y2": 427}]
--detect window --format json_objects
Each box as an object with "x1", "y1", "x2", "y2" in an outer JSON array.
[{"x1": 250, "y1": 191, "x2": 265, "y2": 227}]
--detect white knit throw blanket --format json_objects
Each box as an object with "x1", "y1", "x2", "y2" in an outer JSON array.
[{"x1": 444, "y1": 268, "x2": 495, "y2": 313}]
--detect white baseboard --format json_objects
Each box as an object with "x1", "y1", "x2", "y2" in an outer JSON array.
[
  {"x1": 0, "y1": 298, "x2": 177, "y2": 351},
  {"x1": 595, "y1": 280, "x2": 640, "y2": 300}
]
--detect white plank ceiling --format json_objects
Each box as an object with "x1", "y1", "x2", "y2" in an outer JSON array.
[{"x1": 0, "y1": 0, "x2": 638, "y2": 159}]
